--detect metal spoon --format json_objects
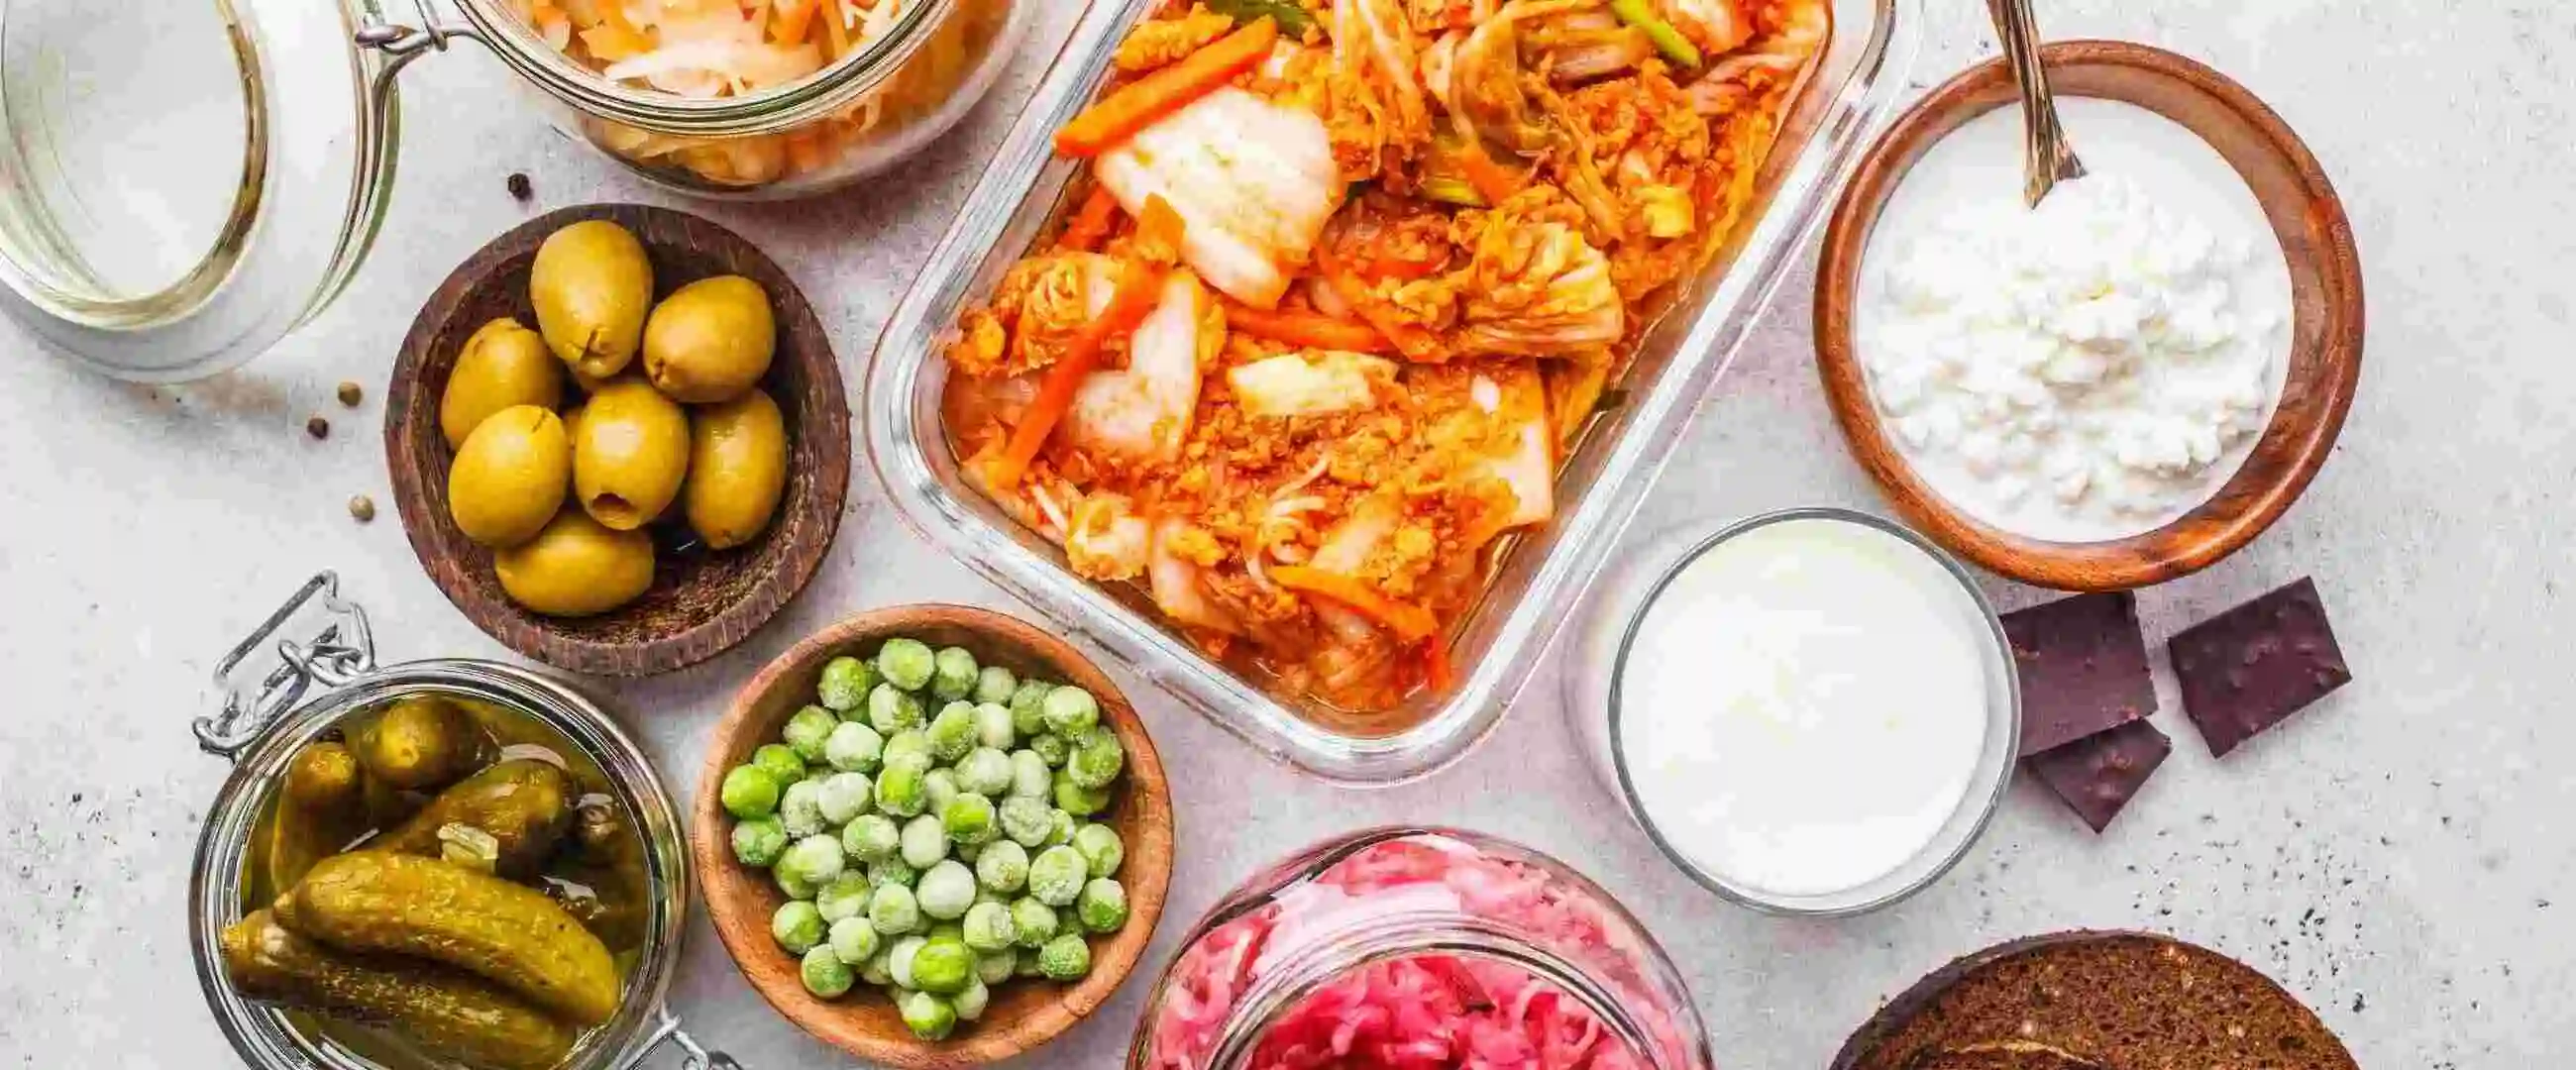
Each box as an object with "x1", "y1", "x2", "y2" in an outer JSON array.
[{"x1": 1986, "y1": 0, "x2": 2086, "y2": 206}]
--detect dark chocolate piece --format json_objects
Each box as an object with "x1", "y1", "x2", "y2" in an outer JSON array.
[
  {"x1": 2168, "y1": 578, "x2": 2352, "y2": 758},
  {"x1": 2000, "y1": 592, "x2": 2156, "y2": 756},
  {"x1": 2026, "y1": 718, "x2": 2171, "y2": 833}
]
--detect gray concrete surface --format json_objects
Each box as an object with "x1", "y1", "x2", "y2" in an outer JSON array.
[{"x1": 2, "y1": 0, "x2": 2564, "y2": 1065}]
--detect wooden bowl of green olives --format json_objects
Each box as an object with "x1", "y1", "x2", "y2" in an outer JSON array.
[
  {"x1": 691, "y1": 604, "x2": 1174, "y2": 1068},
  {"x1": 383, "y1": 203, "x2": 850, "y2": 678}
]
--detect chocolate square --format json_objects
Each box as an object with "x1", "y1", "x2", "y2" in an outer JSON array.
[
  {"x1": 2026, "y1": 718, "x2": 2172, "y2": 833},
  {"x1": 2000, "y1": 592, "x2": 2157, "y2": 756},
  {"x1": 2168, "y1": 577, "x2": 2353, "y2": 758}
]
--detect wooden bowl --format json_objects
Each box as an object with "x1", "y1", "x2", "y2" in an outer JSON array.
[
  {"x1": 384, "y1": 204, "x2": 850, "y2": 676},
  {"x1": 692, "y1": 605, "x2": 1175, "y2": 1068},
  {"x1": 1814, "y1": 42, "x2": 2363, "y2": 590}
]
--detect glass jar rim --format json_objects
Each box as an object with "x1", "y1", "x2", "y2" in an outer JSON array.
[
  {"x1": 452, "y1": 0, "x2": 959, "y2": 138},
  {"x1": 1601, "y1": 507, "x2": 2023, "y2": 917},
  {"x1": 188, "y1": 658, "x2": 693, "y2": 1070}
]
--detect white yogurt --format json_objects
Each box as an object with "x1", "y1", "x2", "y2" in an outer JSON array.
[
  {"x1": 1568, "y1": 515, "x2": 2005, "y2": 905},
  {"x1": 1856, "y1": 98, "x2": 2295, "y2": 542}
]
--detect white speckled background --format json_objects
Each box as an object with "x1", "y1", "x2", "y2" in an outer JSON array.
[{"x1": 2, "y1": 0, "x2": 2566, "y2": 1066}]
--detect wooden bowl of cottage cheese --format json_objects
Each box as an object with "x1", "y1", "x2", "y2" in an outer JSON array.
[{"x1": 1813, "y1": 41, "x2": 2362, "y2": 591}]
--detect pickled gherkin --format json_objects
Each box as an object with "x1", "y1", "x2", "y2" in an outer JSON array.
[
  {"x1": 372, "y1": 759, "x2": 577, "y2": 877},
  {"x1": 274, "y1": 852, "x2": 623, "y2": 1027},
  {"x1": 355, "y1": 696, "x2": 497, "y2": 791},
  {"x1": 221, "y1": 910, "x2": 576, "y2": 1070}
]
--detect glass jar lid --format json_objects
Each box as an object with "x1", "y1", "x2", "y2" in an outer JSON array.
[{"x1": 0, "y1": 0, "x2": 401, "y2": 381}]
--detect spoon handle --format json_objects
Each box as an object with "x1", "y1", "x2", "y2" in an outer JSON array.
[{"x1": 1986, "y1": 0, "x2": 2086, "y2": 206}]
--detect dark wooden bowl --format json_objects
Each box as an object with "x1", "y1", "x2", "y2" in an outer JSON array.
[
  {"x1": 692, "y1": 605, "x2": 1175, "y2": 1068},
  {"x1": 1828, "y1": 930, "x2": 2355, "y2": 1070},
  {"x1": 384, "y1": 204, "x2": 849, "y2": 676},
  {"x1": 1814, "y1": 42, "x2": 2363, "y2": 591}
]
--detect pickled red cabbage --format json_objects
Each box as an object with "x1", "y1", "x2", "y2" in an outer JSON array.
[{"x1": 1145, "y1": 835, "x2": 1690, "y2": 1070}]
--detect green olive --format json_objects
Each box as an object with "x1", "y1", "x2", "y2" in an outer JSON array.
[
  {"x1": 448, "y1": 405, "x2": 570, "y2": 549},
  {"x1": 685, "y1": 388, "x2": 789, "y2": 550},
  {"x1": 571, "y1": 377, "x2": 691, "y2": 531},
  {"x1": 642, "y1": 275, "x2": 776, "y2": 403},
  {"x1": 530, "y1": 220, "x2": 654, "y2": 381},
  {"x1": 440, "y1": 318, "x2": 563, "y2": 449},
  {"x1": 494, "y1": 509, "x2": 655, "y2": 617}
]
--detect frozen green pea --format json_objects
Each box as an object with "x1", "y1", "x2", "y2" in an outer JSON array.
[
  {"x1": 823, "y1": 721, "x2": 884, "y2": 774},
  {"x1": 807, "y1": 763, "x2": 836, "y2": 784},
  {"x1": 818, "y1": 656, "x2": 879, "y2": 712},
  {"x1": 875, "y1": 760, "x2": 928, "y2": 818},
  {"x1": 731, "y1": 815, "x2": 789, "y2": 868},
  {"x1": 867, "y1": 683, "x2": 923, "y2": 735},
  {"x1": 898, "y1": 990, "x2": 956, "y2": 1041},
  {"x1": 1076, "y1": 878, "x2": 1128, "y2": 933},
  {"x1": 876, "y1": 638, "x2": 937, "y2": 692},
  {"x1": 1066, "y1": 728, "x2": 1126, "y2": 790},
  {"x1": 783, "y1": 705, "x2": 839, "y2": 762},
  {"x1": 772, "y1": 901, "x2": 825, "y2": 954},
  {"x1": 1030, "y1": 732, "x2": 1071, "y2": 769},
  {"x1": 828, "y1": 915, "x2": 881, "y2": 966},
  {"x1": 842, "y1": 813, "x2": 901, "y2": 863},
  {"x1": 943, "y1": 793, "x2": 998, "y2": 846},
  {"x1": 956, "y1": 840, "x2": 982, "y2": 865},
  {"x1": 976, "y1": 947, "x2": 1017, "y2": 986},
  {"x1": 816, "y1": 873, "x2": 874, "y2": 923},
  {"x1": 923, "y1": 769, "x2": 961, "y2": 816},
  {"x1": 1045, "y1": 808, "x2": 1077, "y2": 847},
  {"x1": 882, "y1": 729, "x2": 933, "y2": 769},
  {"x1": 960, "y1": 901, "x2": 1018, "y2": 951},
  {"x1": 867, "y1": 856, "x2": 917, "y2": 890},
  {"x1": 1072, "y1": 822, "x2": 1125, "y2": 878},
  {"x1": 752, "y1": 744, "x2": 806, "y2": 787},
  {"x1": 976, "y1": 839, "x2": 1029, "y2": 894},
  {"x1": 930, "y1": 647, "x2": 980, "y2": 701},
  {"x1": 860, "y1": 945, "x2": 895, "y2": 987},
  {"x1": 957, "y1": 748, "x2": 1013, "y2": 797},
  {"x1": 776, "y1": 867, "x2": 816, "y2": 902},
  {"x1": 911, "y1": 935, "x2": 975, "y2": 995},
  {"x1": 952, "y1": 977, "x2": 991, "y2": 1022},
  {"x1": 973, "y1": 666, "x2": 1019, "y2": 706},
  {"x1": 928, "y1": 920, "x2": 967, "y2": 946},
  {"x1": 1008, "y1": 681, "x2": 1053, "y2": 737},
  {"x1": 916, "y1": 860, "x2": 977, "y2": 921},
  {"x1": 779, "y1": 779, "x2": 828, "y2": 838},
  {"x1": 972, "y1": 702, "x2": 1017, "y2": 750},
  {"x1": 1035, "y1": 933, "x2": 1091, "y2": 982},
  {"x1": 1008, "y1": 750, "x2": 1052, "y2": 800},
  {"x1": 1029, "y1": 845, "x2": 1086, "y2": 907},
  {"x1": 779, "y1": 833, "x2": 846, "y2": 887},
  {"x1": 816, "y1": 772, "x2": 873, "y2": 825},
  {"x1": 999, "y1": 796, "x2": 1054, "y2": 847},
  {"x1": 869, "y1": 882, "x2": 922, "y2": 935},
  {"x1": 887, "y1": 935, "x2": 928, "y2": 988},
  {"x1": 1039, "y1": 686, "x2": 1099, "y2": 736},
  {"x1": 1054, "y1": 777, "x2": 1112, "y2": 818},
  {"x1": 1010, "y1": 898, "x2": 1058, "y2": 949},
  {"x1": 802, "y1": 944, "x2": 854, "y2": 998},
  {"x1": 1016, "y1": 952, "x2": 1048, "y2": 979},
  {"x1": 900, "y1": 813, "x2": 949, "y2": 870},
  {"x1": 926, "y1": 701, "x2": 978, "y2": 763},
  {"x1": 720, "y1": 765, "x2": 782, "y2": 819}
]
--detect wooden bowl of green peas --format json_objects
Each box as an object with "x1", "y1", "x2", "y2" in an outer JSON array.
[{"x1": 691, "y1": 603, "x2": 1173, "y2": 1068}]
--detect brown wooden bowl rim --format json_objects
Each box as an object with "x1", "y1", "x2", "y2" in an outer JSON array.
[
  {"x1": 689, "y1": 604, "x2": 1176, "y2": 1068},
  {"x1": 382, "y1": 203, "x2": 851, "y2": 676},
  {"x1": 1813, "y1": 41, "x2": 2364, "y2": 591},
  {"x1": 1826, "y1": 928, "x2": 2357, "y2": 1070}
]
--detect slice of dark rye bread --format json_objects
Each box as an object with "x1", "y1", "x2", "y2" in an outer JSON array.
[
  {"x1": 1905, "y1": 1041, "x2": 2106, "y2": 1070},
  {"x1": 1832, "y1": 932, "x2": 2357, "y2": 1070}
]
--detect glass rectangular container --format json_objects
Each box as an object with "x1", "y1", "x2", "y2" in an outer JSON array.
[{"x1": 865, "y1": 0, "x2": 1922, "y2": 785}]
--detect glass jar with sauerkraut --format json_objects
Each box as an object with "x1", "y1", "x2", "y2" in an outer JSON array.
[
  {"x1": 486, "y1": 0, "x2": 1029, "y2": 195},
  {"x1": 1129, "y1": 827, "x2": 1712, "y2": 1070}
]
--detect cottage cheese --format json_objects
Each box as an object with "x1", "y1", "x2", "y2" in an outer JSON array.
[{"x1": 1856, "y1": 98, "x2": 2294, "y2": 542}]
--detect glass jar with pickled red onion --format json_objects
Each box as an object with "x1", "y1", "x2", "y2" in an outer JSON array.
[{"x1": 1128, "y1": 828, "x2": 1713, "y2": 1070}]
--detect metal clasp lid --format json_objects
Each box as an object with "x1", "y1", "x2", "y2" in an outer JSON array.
[
  {"x1": 632, "y1": 1010, "x2": 743, "y2": 1070},
  {"x1": 200, "y1": 572, "x2": 377, "y2": 760}
]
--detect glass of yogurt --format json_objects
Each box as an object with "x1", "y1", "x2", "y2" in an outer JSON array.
[{"x1": 1562, "y1": 508, "x2": 2020, "y2": 915}]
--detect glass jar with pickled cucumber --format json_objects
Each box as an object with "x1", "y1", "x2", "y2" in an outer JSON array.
[
  {"x1": 188, "y1": 573, "x2": 738, "y2": 1070},
  {"x1": 0, "y1": 0, "x2": 1029, "y2": 381}
]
